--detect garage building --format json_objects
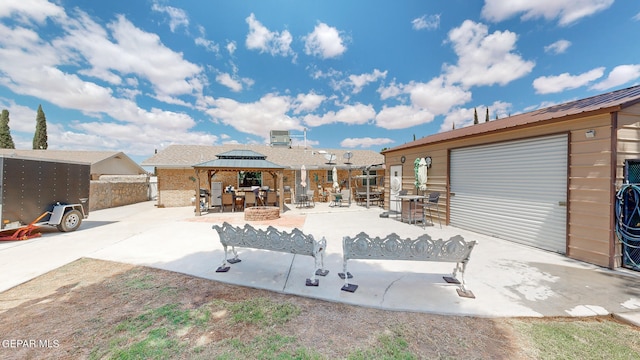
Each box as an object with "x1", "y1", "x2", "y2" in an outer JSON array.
[{"x1": 383, "y1": 85, "x2": 640, "y2": 269}]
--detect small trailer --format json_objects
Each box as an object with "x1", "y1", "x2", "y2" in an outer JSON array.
[{"x1": 0, "y1": 155, "x2": 90, "y2": 240}]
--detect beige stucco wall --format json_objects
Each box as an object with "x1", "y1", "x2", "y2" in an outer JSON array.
[
  {"x1": 89, "y1": 175, "x2": 150, "y2": 211},
  {"x1": 383, "y1": 109, "x2": 640, "y2": 268}
]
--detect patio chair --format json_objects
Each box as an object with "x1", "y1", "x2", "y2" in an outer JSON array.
[
  {"x1": 221, "y1": 193, "x2": 234, "y2": 212},
  {"x1": 266, "y1": 191, "x2": 277, "y2": 206},
  {"x1": 306, "y1": 190, "x2": 315, "y2": 207},
  {"x1": 339, "y1": 189, "x2": 350, "y2": 206},
  {"x1": 234, "y1": 194, "x2": 244, "y2": 212},
  {"x1": 420, "y1": 191, "x2": 441, "y2": 228},
  {"x1": 244, "y1": 191, "x2": 257, "y2": 208},
  {"x1": 283, "y1": 186, "x2": 292, "y2": 204}
]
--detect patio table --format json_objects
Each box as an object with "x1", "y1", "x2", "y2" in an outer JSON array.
[{"x1": 397, "y1": 195, "x2": 426, "y2": 224}]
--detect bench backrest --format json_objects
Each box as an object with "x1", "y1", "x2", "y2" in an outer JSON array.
[
  {"x1": 213, "y1": 222, "x2": 320, "y2": 256},
  {"x1": 343, "y1": 232, "x2": 475, "y2": 263}
]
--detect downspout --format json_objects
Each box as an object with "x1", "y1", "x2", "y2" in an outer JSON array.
[{"x1": 609, "y1": 112, "x2": 618, "y2": 269}]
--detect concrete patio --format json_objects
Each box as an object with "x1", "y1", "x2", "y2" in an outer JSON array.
[{"x1": 1, "y1": 200, "x2": 639, "y2": 325}]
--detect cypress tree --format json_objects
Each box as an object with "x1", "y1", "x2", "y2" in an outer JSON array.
[
  {"x1": 473, "y1": 108, "x2": 478, "y2": 124},
  {"x1": 485, "y1": 108, "x2": 489, "y2": 122},
  {"x1": 0, "y1": 109, "x2": 15, "y2": 149},
  {"x1": 33, "y1": 104, "x2": 48, "y2": 149}
]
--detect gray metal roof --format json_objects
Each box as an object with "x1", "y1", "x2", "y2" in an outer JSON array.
[
  {"x1": 216, "y1": 149, "x2": 267, "y2": 160},
  {"x1": 194, "y1": 158, "x2": 284, "y2": 169},
  {"x1": 194, "y1": 149, "x2": 284, "y2": 169}
]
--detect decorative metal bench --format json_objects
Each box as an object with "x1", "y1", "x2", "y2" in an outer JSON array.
[
  {"x1": 339, "y1": 232, "x2": 477, "y2": 298},
  {"x1": 212, "y1": 222, "x2": 329, "y2": 286}
]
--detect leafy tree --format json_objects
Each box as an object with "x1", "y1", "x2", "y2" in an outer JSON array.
[
  {"x1": 0, "y1": 109, "x2": 15, "y2": 149},
  {"x1": 33, "y1": 104, "x2": 48, "y2": 149},
  {"x1": 485, "y1": 108, "x2": 489, "y2": 122},
  {"x1": 473, "y1": 107, "x2": 478, "y2": 124}
]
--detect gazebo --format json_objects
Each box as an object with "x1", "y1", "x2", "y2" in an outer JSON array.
[{"x1": 193, "y1": 150, "x2": 286, "y2": 215}]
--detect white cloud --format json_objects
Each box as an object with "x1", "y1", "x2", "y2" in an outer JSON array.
[
  {"x1": 303, "y1": 103, "x2": 375, "y2": 127},
  {"x1": 348, "y1": 69, "x2": 387, "y2": 94},
  {"x1": 0, "y1": 98, "x2": 36, "y2": 133},
  {"x1": 0, "y1": 0, "x2": 65, "y2": 24},
  {"x1": 151, "y1": 2, "x2": 189, "y2": 32},
  {"x1": 634, "y1": 12, "x2": 640, "y2": 21},
  {"x1": 444, "y1": 20, "x2": 534, "y2": 88},
  {"x1": 482, "y1": 0, "x2": 614, "y2": 26},
  {"x1": 0, "y1": 9, "x2": 214, "y2": 155},
  {"x1": 533, "y1": 67, "x2": 604, "y2": 94},
  {"x1": 406, "y1": 77, "x2": 472, "y2": 115},
  {"x1": 378, "y1": 81, "x2": 403, "y2": 100},
  {"x1": 216, "y1": 73, "x2": 243, "y2": 92},
  {"x1": 441, "y1": 101, "x2": 512, "y2": 132},
  {"x1": 544, "y1": 39, "x2": 571, "y2": 54},
  {"x1": 195, "y1": 25, "x2": 219, "y2": 53},
  {"x1": 245, "y1": 13, "x2": 294, "y2": 58},
  {"x1": 303, "y1": 22, "x2": 347, "y2": 59},
  {"x1": 293, "y1": 92, "x2": 326, "y2": 114},
  {"x1": 375, "y1": 105, "x2": 435, "y2": 130},
  {"x1": 51, "y1": 12, "x2": 202, "y2": 100},
  {"x1": 207, "y1": 93, "x2": 303, "y2": 141},
  {"x1": 411, "y1": 14, "x2": 440, "y2": 31},
  {"x1": 591, "y1": 65, "x2": 640, "y2": 91},
  {"x1": 226, "y1": 41, "x2": 237, "y2": 55},
  {"x1": 340, "y1": 137, "x2": 394, "y2": 148}
]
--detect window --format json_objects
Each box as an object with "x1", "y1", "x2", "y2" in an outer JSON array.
[
  {"x1": 326, "y1": 170, "x2": 334, "y2": 182},
  {"x1": 362, "y1": 170, "x2": 377, "y2": 186},
  {"x1": 238, "y1": 171, "x2": 262, "y2": 187}
]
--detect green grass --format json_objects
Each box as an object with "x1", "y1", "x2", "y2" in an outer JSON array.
[
  {"x1": 217, "y1": 333, "x2": 322, "y2": 360},
  {"x1": 348, "y1": 329, "x2": 415, "y2": 360},
  {"x1": 124, "y1": 273, "x2": 156, "y2": 290},
  {"x1": 89, "y1": 293, "x2": 640, "y2": 360},
  {"x1": 93, "y1": 303, "x2": 211, "y2": 359},
  {"x1": 512, "y1": 318, "x2": 640, "y2": 360},
  {"x1": 226, "y1": 297, "x2": 301, "y2": 326}
]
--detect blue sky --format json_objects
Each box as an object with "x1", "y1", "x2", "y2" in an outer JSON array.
[{"x1": 1, "y1": 1, "x2": 639, "y2": 163}]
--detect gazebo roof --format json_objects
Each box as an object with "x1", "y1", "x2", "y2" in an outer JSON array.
[{"x1": 193, "y1": 149, "x2": 285, "y2": 170}]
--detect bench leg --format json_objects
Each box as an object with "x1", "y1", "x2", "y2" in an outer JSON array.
[
  {"x1": 216, "y1": 245, "x2": 231, "y2": 272},
  {"x1": 339, "y1": 260, "x2": 357, "y2": 292},
  {"x1": 216, "y1": 245, "x2": 240, "y2": 273},
  {"x1": 444, "y1": 261, "x2": 475, "y2": 298},
  {"x1": 314, "y1": 252, "x2": 329, "y2": 277}
]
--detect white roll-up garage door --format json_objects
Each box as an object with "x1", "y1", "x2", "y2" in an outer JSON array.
[{"x1": 450, "y1": 134, "x2": 568, "y2": 253}]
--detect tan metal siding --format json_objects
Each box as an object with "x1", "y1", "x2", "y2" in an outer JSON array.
[{"x1": 386, "y1": 113, "x2": 617, "y2": 267}]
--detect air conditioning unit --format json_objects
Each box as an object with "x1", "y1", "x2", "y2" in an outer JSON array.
[{"x1": 270, "y1": 130, "x2": 291, "y2": 147}]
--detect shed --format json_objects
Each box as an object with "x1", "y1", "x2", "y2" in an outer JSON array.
[{"x1": 383, "y1": 85, "x2": 640, "y2": 269}]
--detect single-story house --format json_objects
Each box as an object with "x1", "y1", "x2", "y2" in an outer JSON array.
[
  {"x1": 382, "y1": 85, "x2": 640, "y2": 270},
  {"x1": 141, "y1": 144, "x2": 384, "y2": 211},
  {"x1": 0, "y1": 150, "x2": 150, "y2": 210},
  {"x1": 0, "y1": 150, "x2": 147, "y2": 179}
]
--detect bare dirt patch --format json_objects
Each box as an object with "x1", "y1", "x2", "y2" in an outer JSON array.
[{"x1": 0, "y1": 258, "x2": 636, "y2": 359}]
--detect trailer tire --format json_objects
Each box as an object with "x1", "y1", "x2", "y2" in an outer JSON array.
[{"x1": 57, "y1": 210, "x2": 83, "y2": 232}]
